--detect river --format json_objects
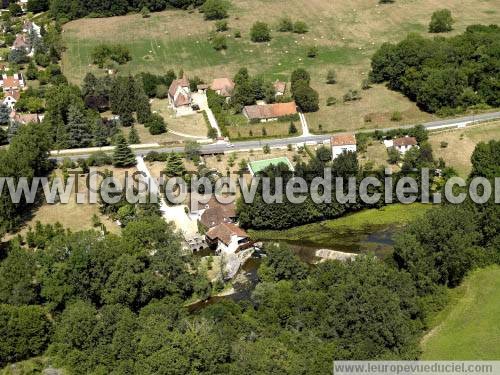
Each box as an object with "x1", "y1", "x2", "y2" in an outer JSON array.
[{"x1": 188, "y1": 224, "x2": 399, "y2": 313}]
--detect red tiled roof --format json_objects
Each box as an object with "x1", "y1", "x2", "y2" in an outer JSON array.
[
  {"x1": 168, "y1": 77, "x2": 189, "y2": 98},
  {"x1": 206, "y1": 223, "x2": 248, "y2": 246},
  {"x1": 394, "y1": 137, "x2": 417, "y2": 147},
  {"x1": 211, "y1": 78, "x2": 235, "y2": 97},
  {"x1": 243, "y1": 101, "x2": 297, "y2": 120},
  {"x1": 174, "y1": 92, "x2": 191, "y2": 107},
  {"x1": 12, "y1": 113, "x2": 39, "y2": 124},
  {"x1": 331, "y1": 133, "x2": 357, "y2": 146},
  {"x1": 2, "y1": 76, "x2": 22, "y2": 90},
  {"x1": 4, "y1": 90, "x2": 20, "y2": 100},
  {"x1": 200, "y1": 203, "x2": 237, "y2": 228}
]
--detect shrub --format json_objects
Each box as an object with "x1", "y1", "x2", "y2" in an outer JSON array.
[
  {"x1": 343, "y1": 89, "x2": 361, "y2": 102},
  {"x1": 293, "y1": 81, "x2": 319, "y2": 112},
  {"x1": 91, "y1": 44, "x2": 131, "y2": 67},
  {"x1": 263, "y1": 144, "x2": 271, "y2": 154},
  {"x1": 326, "y1": 69, "x2": 337, "y2": 84},
  {"x1": 87, "y1": 151, "x2": 113, "y2": 166},
  {"x1": 288, "y1": 122, "x2": 297, "y2": 134},
  {"x1": 215, "y1": 20, "x2": 228, "y2": 32},
  {"x1": 391, "y1": 111, "x2": 403, "y2": 121},
  {"x1": 155, "y1": 84, "x2": 169, "y2": 99},
  {"x1": 140, "y1": 6, "x2": 150, "y2": 18},
  {"x1": 201, "y1": 0, "x2": 230, "y2": 20},
  {"x1": 440, "y1": 141, "x2": 449, "y2": 148},
  {"x1": 211, "y1": 34, "x2": 227, "y2": 50},
  {"x1": 387, "y1": 147, "x2": 400, "y2": 164},
  {"x1": 364, "y1": 114, "x2": 373, "y2": 123},
  {"x1": 147, "y1": 114, "x2": 167, "y2": 135},
  {"x1": 307, "y1": 46, "x2": 318, "y2": 58},
  {"x1": 326, "y1": 97, "x2": 337, "y2": 106},
  {"x1": 278, "y1": 17, "x2": 293, "y2": 32},
  {"x1": 429, "y1": 9, "x2": 454, "y2": 33},
  {"x1": 250, "y1": 22, "x2": 271, "y2": 42},
  {"x1": 234, "y1": 30, "x2": 241, "y2": 38},
  {"x1": 293, "y1": 21, "x2": 308, "y2": 34},
  {"x1": 361, "y1": 78, "x2": 371, "y2": 90}
]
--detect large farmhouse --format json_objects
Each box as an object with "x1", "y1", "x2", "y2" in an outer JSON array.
[{"x1": 243, "y1": 102, "x2": 297, "y2": 122}]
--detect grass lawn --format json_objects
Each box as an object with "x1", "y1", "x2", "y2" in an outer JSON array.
[
  {"x1": 62, "y1": 0, "x2": 500, "y2": 133},
  {"x1": 228, "y1": 119, "x2": 301, "y2": 140},
  {"x1": 12, "y1": 166, "x2": 138, "y2": 238},
  {"x1": 429, "y1": 121, "x2": 500, "y2": 177},
  {"x1": 251, "y1": 203, "x2": 433, "y2": 242},
  {"x1": 421, "y1": 265, "x2": 500, "y2": 360},
  {"x1": 151, "y1": 99, "x2": 210, "y2": 138},
  {"x1": 359, "y1": 140, "x2": 389, "y2": 169}
]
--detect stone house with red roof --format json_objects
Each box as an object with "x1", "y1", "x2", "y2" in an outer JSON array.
[{"x1": 168, "y1": 76, "x2": 193, "y2": 116}]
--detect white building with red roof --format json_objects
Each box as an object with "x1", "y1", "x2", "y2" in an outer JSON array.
[
  {"x1": 3, "y1": 90, "x2": 20, "y2": 110},
  {"x1": 392, "y1": 136, "x2": 418, "y2": 154},
  {"x1": 206, "y1": 223, "x2": 251, "y2": 255},
  {"x1": 0, "y1": 73, "x2": 26, "y2": 92},
  {"x1": 331, "y1": 133, "x2": 357, "y2": 159}
]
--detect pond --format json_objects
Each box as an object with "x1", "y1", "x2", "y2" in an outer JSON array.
[{"x1": 188, "y1": 224, "x2": 401, "y2": 313}]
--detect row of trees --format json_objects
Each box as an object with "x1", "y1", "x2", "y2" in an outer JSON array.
[
  {"x1": 49, "y1": 0, "x2": 206, "y2": 20},
  {"x1": 370, "y1": 25, "x2": 500, "y2": 114}
]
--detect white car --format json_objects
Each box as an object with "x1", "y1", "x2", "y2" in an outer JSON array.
[{"x1": 226, "y1": 143, "x2": 235, "y2": 148}]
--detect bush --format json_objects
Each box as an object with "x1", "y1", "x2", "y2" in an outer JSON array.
[
  {"x1": 147, "y1": 114, "x2": 167, "y2": 135},
  {"x1": 391, "y1": 111, "x2": 403, "y2": 121},
  {"x1": 288, "y1": 122, "x2": 298, "y2": 134},
  {"x1": 343, "y1": 89, "x2": 361, "y2": 102},
  {"x1": 263, "y1": 144, "x2": 271, "y2": 154},
  {"x1": 293, "y1": 81, "x2": 319, "y2": 112},
  {"x1": 364, "y1": 114, "x2": 373, "y2": 123},
  {"x1": 234, "y1": 30, "x2": 241, "y2": 38},
  {"x1": 215, "y1": 20, "x2": 228, "y2": 32},
  {"x1": 201, "y1": 0, "x2": 230, "y2": 20},
  {"x1": 91, "y1": 44, "x2": 131, "y2": 67},
  {"x1": 429, "y1": 9, "x2": 454, "y2": 33},
  {"x1": 387, "y1": 147, "x2": 400, "y2": 164},
  {"x1": 326, "y1": 69, "x2": 337, "y2": 84},
  {"x1": 211, "y1": 34, "x2": 227, "y2": 50},
  {"x1": 307, "y1": 46, "x2": 318, "y2": 58},
  {"x1": 276, "y1": 17, "x2": 292, "y2": 32},
  {"x1": 87, "y1": 151, "x2": 113, "y2": 166},
  {"x1": 361, "y1": 78, "x2": 371, "y2": 90},
  {"x1": 293, "y1": 21, "x2": 308, "y2": 34},
  {"x1": 440, "y1": 141, "x2": 449, "y2": 148},
  {"x1": 155, "y1": 84, "x2": 169, "y2": 99},
  {"x1": 250, "y1": 22, "x2": 271, "y2": 42},
  {"x1": 326, "y1": 97, "x2": 337, "y2": 106}
]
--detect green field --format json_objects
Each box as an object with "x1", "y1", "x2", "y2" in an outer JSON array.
[
  {"x1": 62, "y1": 0, "x2": 500, "y2": 133},
  {"x1": 421, "y1": 266, "x2": 500, "y2": 360}
]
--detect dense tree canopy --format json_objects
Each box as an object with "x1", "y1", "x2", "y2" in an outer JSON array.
[{"x1": 370, "y1": 25, "x2": 500, "y2": 113}]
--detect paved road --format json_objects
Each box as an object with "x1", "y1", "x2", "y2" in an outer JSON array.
[{"x1": 52, "y1": 111, "x2": 500, "y2": 162}]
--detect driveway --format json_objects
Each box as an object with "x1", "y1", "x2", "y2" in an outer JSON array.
[
  {"x1": 135, "y1": 156, "x2": 199, "y2": 239},
  {"x1": 192, "y1": 92, "x2": 222, "y2": 138}
]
